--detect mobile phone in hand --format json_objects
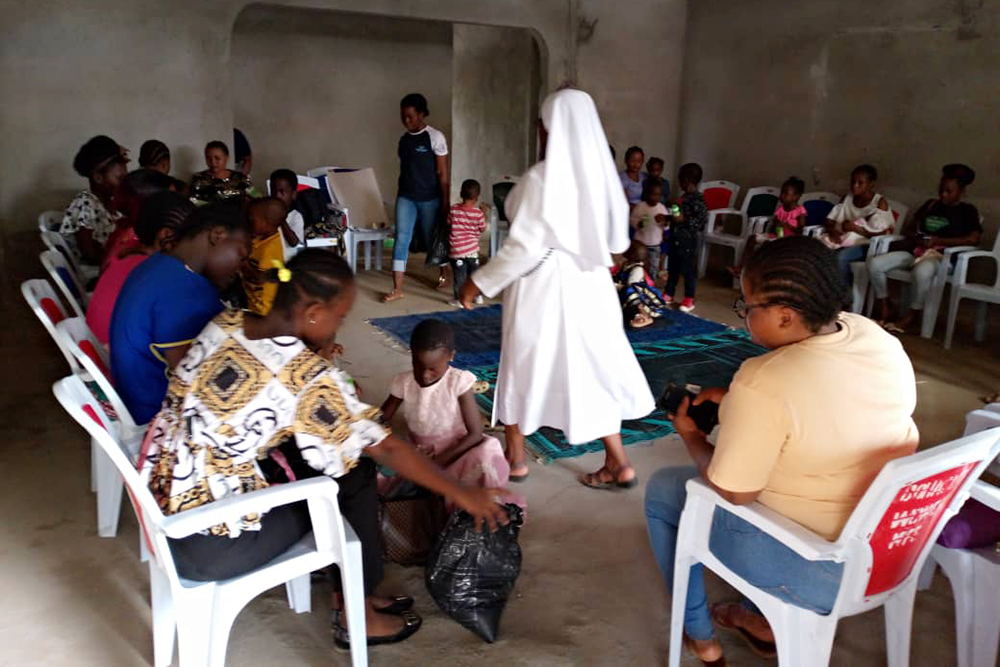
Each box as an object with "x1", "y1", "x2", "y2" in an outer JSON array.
[{"x1": 657, "y1": 382, "x2": 720, "y2": 433}]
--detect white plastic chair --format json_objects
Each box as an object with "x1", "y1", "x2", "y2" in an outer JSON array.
[
  {"x1": 490, "y1": 179, "x2": 518, "y2": 258},
  {"x1": 57, "y1": 317, "x2": 146, "y2": 538},
  {"x1": 698, "y1": 186, "x2": 779, "y2": 278},
  {"x1": 669, "y1": 429, "x2": 1000, "y2": 667},
  {"x1": 21, "y1": 279, "x2": 79, "y2": 372},
  {"x1": 846, "y1": 198, "x2": 909, "y2": 313},
  {"x1": 309, "y1": 167, "x2": 390, "y2": 273},
  {"x1": 916, "y1": 409, "x2": 1000, "y2": 667},
  {"x1": 867, "y1": 217, "x2": 993, "y2": 339},
  {"x1": 52, "y1": 374, "x2": 369, "y2": 667},
  {"x1": 697, "y1": 180, "x2": 740, "y2": 211},
  {"x1": 38, "y1": 209, "x2": 63, "y2": 233},
  {"x1": 40, "y1": 249, "x2": 88, "y2": 317},
  {"x1": 944, "y1": 237, "x2": 1000, "y2": 349}
]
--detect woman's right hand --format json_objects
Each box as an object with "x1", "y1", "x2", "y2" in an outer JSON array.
[{"x1": 454, "y1": 487, "x2": 509, "y2": 532}]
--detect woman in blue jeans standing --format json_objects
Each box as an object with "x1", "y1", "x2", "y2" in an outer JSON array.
[
  {"x1": 646, "y1": 236, "x2": 918, "y2": 664},
  {"x1": 384, "y1": 93, "x2": 450, "y2": 303}
]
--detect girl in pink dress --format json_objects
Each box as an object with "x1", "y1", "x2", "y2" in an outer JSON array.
[
  {"x1": 729, "y1": 176, "x2": 806, "y2": 276},
  {"x1": 379, "y1": 319, "x2": 525, "y2": 510}
]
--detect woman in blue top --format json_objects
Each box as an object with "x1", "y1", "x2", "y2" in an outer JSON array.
[
  {"x1": 109, "y1": 201, "x2": 250, "y2": 423},
  {"x1": 384, "y1": 93, "x2": 450, "y2": 303}
]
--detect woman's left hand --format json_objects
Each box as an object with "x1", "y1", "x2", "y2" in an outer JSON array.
[
  {"x1": 459, "y1": 279, "x2": 481, "y2": 309},
  {"x1": 669, "y1": 396, "x2": 700, "y2": 438}
]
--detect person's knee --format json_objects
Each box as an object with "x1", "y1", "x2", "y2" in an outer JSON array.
[{"x1": 645, "y1": 465, "x2": 699, "y2": 514}]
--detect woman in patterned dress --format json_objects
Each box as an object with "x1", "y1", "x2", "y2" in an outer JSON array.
[
  {"x1": 59, "y1": 135, "x2": 129, "y2": 265},
  {"x1": 189, "y1": 140, "x2": 252, "y2": 204},
  {"x1": 138, "y1": 249, "x2": 507, "y2": 650}
]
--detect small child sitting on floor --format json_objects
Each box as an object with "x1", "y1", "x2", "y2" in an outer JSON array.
[
  {"x1": 630, "y1": 179, "x2": 670, "y2": 277},
  {"x1": 243, "y1": 197, "x2": 288, "y2": 315},
  {"x1": 379, "y1": 319, "x2": 523, "y2": 510},
  {"x1": 614, "y1": 241, "x2": 669, "y2": 329}
]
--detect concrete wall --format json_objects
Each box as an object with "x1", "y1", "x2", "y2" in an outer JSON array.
[
  {"x1": 679, "y1": 0, "x2": 1000, "y2": 239},
  {"x1": 230, "y1": 6, "x2": 453, "y2": 201},
  {"x1": 576, "y1": 0, "x2": 688, "y2": 193},
  {"x1": 450, "y1": 24, "x2": 541, "y2": 204}
]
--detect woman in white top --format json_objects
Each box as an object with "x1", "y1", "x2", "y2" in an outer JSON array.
[{"x1": 459, "y1": 88, "x2": 655, "y2": 488}]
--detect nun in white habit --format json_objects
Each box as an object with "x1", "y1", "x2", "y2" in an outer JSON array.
[{"x1": 459, "y1": 88, "x2": 654, "y2": 488}]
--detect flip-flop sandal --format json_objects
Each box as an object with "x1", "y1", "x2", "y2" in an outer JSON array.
[
  {"x1": 580, "y1": 467, "x2": 638, "y2": 490},
  {"x1": 509, "y1": 466, "x2": 530, "y2": 483},
  {"x1": 332, "y1": 609, "x2": 422, "y2": 652},
  {"x1": 382, "y1": 291, "x2": 404, "y2": 303},
  {"x1": 373, "y1": 595, "x2": 414, "y2": 615},
  {"x1": 682, "y1": 633, "x2": 728, "y2": 666},
  {"x1": 710, "y1": 603, "x2": 777, "y2": 659},
  {"x1": 882, "y1": 322, "x2": 906, "y2": 334}
]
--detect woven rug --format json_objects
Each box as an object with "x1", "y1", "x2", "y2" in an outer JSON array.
[
  {"x1": 367, "y1": 304, "x2": 727, "y2": 368},
  {"x1": 469, "y1": 329, "x2": 767, "y2": 462}
]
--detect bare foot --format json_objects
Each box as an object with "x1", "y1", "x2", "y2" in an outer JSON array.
[{"x1": 383, "y1": 289, "x2": 404, "y2": 303}]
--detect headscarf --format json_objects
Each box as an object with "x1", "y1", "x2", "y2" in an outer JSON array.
[{"x1": 539, "y1": 89, "x2": 630, "y2": 266}]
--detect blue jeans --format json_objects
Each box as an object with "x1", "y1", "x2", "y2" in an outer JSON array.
[
  {"x1": 644, "y1": 466, "x2": 844, "y2": 640},
  {"x1": 835, "y1": 244, "x2": 868, "y2": 288},
  {"x1": 393, "y1": 196, "x2": 440, "y2": 272}
]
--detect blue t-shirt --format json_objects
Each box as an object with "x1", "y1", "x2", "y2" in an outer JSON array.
[
  {"x1": 109, "y1": 253, "x2": 223, "y2": 424},
  {"x1": 620, "y1": 170, "x2": 647, "y2": 205}
]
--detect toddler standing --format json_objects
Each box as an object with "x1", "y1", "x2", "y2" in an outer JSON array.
[
  {"x1": 664, "y1": 163, "x2": 708, "y2": 313},
  {"x1": 447, "y1": 179, "x2": 488, "y2": 307},
  {"x1": 630, "y1": 179, "x2": 669, "y2": 276},
  {"x1": 379, "y1": 319, "x2": 524, "y2": 509}
]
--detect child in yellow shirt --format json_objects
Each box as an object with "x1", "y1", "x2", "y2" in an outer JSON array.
[{"x1": 243, "y1": 197, "x2": 287, "y2": 314}]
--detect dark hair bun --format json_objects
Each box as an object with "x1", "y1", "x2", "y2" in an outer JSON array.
[{"x1": 73, "y1": 135, "x2": 123, "y2": 178}]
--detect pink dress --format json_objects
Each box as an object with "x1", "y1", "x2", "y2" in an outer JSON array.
[
  {"x1": 85, "y1": 252, "x2": 148, "y2": 344},
  {"x1": 379, "y1": 366, "x2": 524, "y2": 510}
]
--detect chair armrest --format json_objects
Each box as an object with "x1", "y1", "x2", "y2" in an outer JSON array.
[
  {"x1": 805, "y1": 226, "x2": 823, "y2": 238},
  {"x1": 159, "y1": 477, "x2": 341, "y2": 539},
  {"x1": 951, "y1": 250, "x2": 997, "y2": 287},
  {"x1": 749, "y1": 216, "x2": 772, "y2": 236},
  {"x1": 942, "y1": 245, "x2": 978, "y2": 258},
  {"x1": 685, "y1": 479, "x2": 845, "y2": 562},
  {"x1": 869, "y1": 234, "x2": 903, "y2": 255},
  {"x1": 970, "y1": 480, "x2": 1000, "y2": 513}
]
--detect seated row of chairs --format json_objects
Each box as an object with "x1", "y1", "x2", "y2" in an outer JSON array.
[
  {"x1": 24, "y1": 221, "x2": 370, "y2": 666},
  {"x1": 698, "y1": 180, "x2": 998, "y2": 348}
]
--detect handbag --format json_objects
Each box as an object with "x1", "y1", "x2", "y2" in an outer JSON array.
[{"x1": 379, "y1": 491, "x2": 448, "y2": 566}]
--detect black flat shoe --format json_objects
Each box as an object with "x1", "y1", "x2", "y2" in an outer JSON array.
[
  {"x1": 332, "y1": 609, "x2": 422, "y2": 651},
  {"x1": 373, "y1": 595, "x2": 414, "y2": 615}
]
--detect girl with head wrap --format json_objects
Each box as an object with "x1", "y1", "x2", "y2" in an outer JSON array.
[{"x1": 460, "y1": 88, "x2": 654, "y2": 488}]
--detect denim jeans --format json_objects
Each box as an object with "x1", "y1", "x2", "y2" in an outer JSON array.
[
  {"x1": 835, "y1": 244, "x2": 869, "y2": 288},
  {"x1": 644, "y1": 466, "x2": 844, "y2": 640},
  {"x1": 393, "y1": 196, "x2": 440, "y2": 272},
  {"x1": 867, "y1": 250, "x2": 940, "y2": 308},
  {"x1": 450, "y1": 256, "x2": 480, "y2": 299}
]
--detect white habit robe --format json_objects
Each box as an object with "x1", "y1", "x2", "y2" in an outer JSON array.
[{"x1": 473, "y1": 163, "x2": 655, "y2": 444}]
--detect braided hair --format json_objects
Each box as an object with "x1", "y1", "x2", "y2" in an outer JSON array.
[
  {"x1": 742, "y1": 236, "x2": 847, "y2": 332},
  {"x1": 138, "y1": 140, "x2": 170, "y2": 168},
  {"x1": 265, "y1": 249, "x2": 355, "y2": 313},
  {"x1": 134, "y1": 191, "x2": 194, "y2": 246}
]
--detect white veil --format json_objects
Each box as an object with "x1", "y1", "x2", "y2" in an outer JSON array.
[{"x1": 539, "y1": 88, "x2": 630, "y2": 266}]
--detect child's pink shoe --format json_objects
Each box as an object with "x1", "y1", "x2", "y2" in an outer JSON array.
[
  {"x1": 680, "y1": 298, "x2": 695, "y2": 313},
  {"x1": 663, "y1": 294, "x2": 674, "y2": 305}
]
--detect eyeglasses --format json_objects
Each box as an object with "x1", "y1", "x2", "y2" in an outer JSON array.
[{"x1": 732, "y1": 297, "x2": 775, "y2": 319}]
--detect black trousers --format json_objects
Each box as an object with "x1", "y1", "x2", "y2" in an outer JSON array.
[
  {"x1": 169, "y1": 458, "x2": 384, "y2": 596},
  {"x1": 665, "y1": 242, "x2": 698, "y2": 299},
  {"x1": 450, "y1": 255, "x2": 481, "y2": 299}
]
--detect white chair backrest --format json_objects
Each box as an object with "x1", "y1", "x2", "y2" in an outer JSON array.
[
  {"x1": 296, "y1": 175, "x2": 320, "y2": 190},
  {"x1": 965, "y1": 409, "x2": 1000, "y2": 477},
  {"x1": 739, "y1": 186, "x2": 781, "y2": 217},
  {"x1": 38, "y1": 210, "x2": 63, "y2": 233},
  {"x1": 833, "y1": 429, "x2": 1000, "y2": 615},
  {"x1": 53, "y1": 375, "x2": 175, "y2": 578},
  {"x1": 40, "y1": 250, "x2": 87, "y2": 317},
  {"x1": 885, "y1": 199, "x2": 909, "y2": 232},
  {"x1": 56, "y1": 317, "x2": 137, "y2": 430},
  {"x1": 21, "y1": 279, "x2": 79, "y2": 372},
  {"x1": 698, "y1": 180, "x2": 740, "y2": 210}
]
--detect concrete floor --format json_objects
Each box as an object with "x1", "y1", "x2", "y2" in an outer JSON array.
[{"x1": 2, "y1": 258, "x2": 999, "y2": 666}]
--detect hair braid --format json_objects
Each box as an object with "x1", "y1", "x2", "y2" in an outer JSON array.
[
  {"x1": 266, "y1": 248, "x2": 354, "y2": 313},
  {"x1": 743, "y1": 236, "x2": 848, "y2": 331}
]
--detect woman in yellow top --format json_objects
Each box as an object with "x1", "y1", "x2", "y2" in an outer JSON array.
[{"x1": 645, "y1": 236, "x2": 918, "y2": 664}]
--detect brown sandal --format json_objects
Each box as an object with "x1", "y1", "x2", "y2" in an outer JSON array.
[
  {"x1": 710, "y1": 603, "x2": 776, "y2": 659},
  {"x1": 580, "y1": 466, "x2": 638, "y2": 490}
]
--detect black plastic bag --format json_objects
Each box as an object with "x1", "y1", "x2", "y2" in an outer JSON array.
[
  {"x1": 425, "y1": 504, "x2": 523, "y2": 642},
  {"x1": 424, "y1": 222, "x2": 450, "y2": 267}
]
